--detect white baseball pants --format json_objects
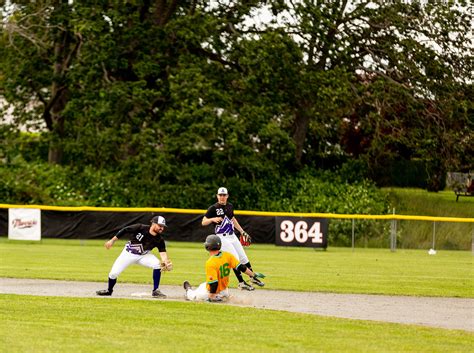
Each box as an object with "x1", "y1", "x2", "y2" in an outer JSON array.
[
  {"x1": 109, "y1": 246, "x2": 161, "y2": 279},
  {"x1": 217, "y1": 233, "x2": 249, "y2": 264},
  {"x1": 185, "y1": 282, "x2": 230, "y2": 301}
]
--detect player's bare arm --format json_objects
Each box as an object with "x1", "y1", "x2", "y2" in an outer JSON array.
[
  {"x1": 105, "y1": 236, "x2": 118, "y2": 249},
  {"x1": 159, "y1": 251, "x2": 173, "y2": 271},
  {"x1": 242, "y1": 267, "x2": 254, "y2": 277},
  {"x1": 232, "y1": 217, "x2": 245, "y2": 234},
  {"x1": 159, "y1": 251, "x2": 169, "y2": 263},
  {"x1": 239, "y1": 265, "x2": 265, "y2": 282},
  {"x1": 202, "y1": 216, "x2": 223, "y2": 226}
]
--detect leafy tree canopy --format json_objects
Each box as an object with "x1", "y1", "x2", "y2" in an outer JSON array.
[{"x1": 0, "y1": 0, "x2": 472, "y2": 206}]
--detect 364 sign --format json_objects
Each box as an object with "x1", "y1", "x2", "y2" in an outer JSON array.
[{"x1": 275, "y1": 217, "x2": 328, "y2": 248}]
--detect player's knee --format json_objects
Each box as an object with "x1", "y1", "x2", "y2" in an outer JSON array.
[
  {"x1": 150, "y1": 260, "x2": 161, "y2": 270},
  {"x1": 236, "y1": 263, "x2": 248, "y2": 272},
  {"x1": 108, "y1": 272, "x2": 119, "y2": 279}
]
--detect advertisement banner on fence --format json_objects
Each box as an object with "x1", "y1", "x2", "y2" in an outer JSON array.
[
  {"x1": 275, "y1": 217, "x2": 328, "y2": 248},
  {"x1": 8, "y1": 208, "x2": 41, "y2": 241}
]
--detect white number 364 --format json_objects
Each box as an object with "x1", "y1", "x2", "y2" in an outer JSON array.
[{"x1": 280, "y1": 220, "x2": 323, "y2": 243}]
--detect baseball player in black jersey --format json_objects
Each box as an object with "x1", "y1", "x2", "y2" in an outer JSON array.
[
  {"x1": 96, "y1": 215, "x2": 172, "y2": 298},
  {"x1": 202, "y1": 187, "x2": 265, "y2": 291}
]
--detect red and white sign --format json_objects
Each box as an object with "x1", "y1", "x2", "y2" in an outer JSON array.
[{"x1": 8, "y1": 208, "x2": 41, "y2": 241}]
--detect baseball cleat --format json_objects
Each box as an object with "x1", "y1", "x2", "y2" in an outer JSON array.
[
  {"x1": 238, "y1": 281, "x2": 255, "y2": 291},
  {"x1": 183, "y1": 280, "x2": 192, "y2": 291},
  {"x1": 96, "y1": 289, "x2": 113, "y2": 296},
  {"x1": 250, "y1": 276, "x2": 265, "y2": 287},
  {"x1": 152, "y1": 289, "x2": 167, "y2": 298}
]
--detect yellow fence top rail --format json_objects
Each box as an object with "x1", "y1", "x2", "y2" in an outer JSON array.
[{"x1": 0, "y1": 203, "x2": 473, "y2": 223}]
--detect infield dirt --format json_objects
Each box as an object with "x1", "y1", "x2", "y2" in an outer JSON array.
[{"x1": 1, "y1": 277, "x2": 472, "y2": 332}]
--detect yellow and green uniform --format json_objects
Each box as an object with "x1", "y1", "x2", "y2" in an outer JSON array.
[{"x1": 206, "y1": 251, "x2": 240, "y2": 293}]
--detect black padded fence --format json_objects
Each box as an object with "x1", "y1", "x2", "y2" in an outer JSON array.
[{"x1": 0, "y1": 208, "x2": 276, "y2": 244}]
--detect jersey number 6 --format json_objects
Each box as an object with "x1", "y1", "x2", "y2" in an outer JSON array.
[{"x1": 219, "y1": 263, "x2": 231, "y2": 277}]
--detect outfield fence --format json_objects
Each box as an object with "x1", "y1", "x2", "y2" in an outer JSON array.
[{"x1": 0, "y1": 203, "x2": 473, "y2": 251}]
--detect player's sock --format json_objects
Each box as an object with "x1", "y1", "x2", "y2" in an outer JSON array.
[
  {"x1": 233, "y1": 268, "x2": 244, "y2": 283},
  {"x1": 153, "y1": 269, "x2": 161, "y2": 291},
  {"x1": 245, "y1": 262, "x2": 253, "y2": 271},
  {"x1": 108, "y1": 277, "x2": 117, "y2": 292}
]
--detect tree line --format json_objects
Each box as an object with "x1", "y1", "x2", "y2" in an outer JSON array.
[{"x1": 0, "y1": 1, "x2": 472, "y2": 211}]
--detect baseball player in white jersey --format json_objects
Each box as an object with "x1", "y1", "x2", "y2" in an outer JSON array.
[
  {"x1": 202, "y1": 187, "x2": 265, "y2": 291},
  {"x1": 96, "y1": 215, "x2": 172, "y2": 298}
]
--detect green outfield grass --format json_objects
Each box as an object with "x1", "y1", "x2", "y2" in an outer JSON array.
[
  {"x1": 1, "y1": 294, "x2": 472, "y2": 353},
  {"x1": 383, "y1": 188, "x2": 474, "y2": 250},
  {"x1": 0, "y1": 238, "x2": 472, "y2": 298},
  {"x1": 384, "y1": 188, "x2": 474, "y2": 215}
]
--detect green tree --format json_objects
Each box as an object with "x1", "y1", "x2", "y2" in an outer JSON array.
[
  {"x1": 261, "y1": 1, "x2": 472, "y2": 186},
  {"x1": 0, "y1": 1, "x2": 83, "y2": 164},
  {"x1": 1, "y1": 0, "x2": 471, "y2": 199}
]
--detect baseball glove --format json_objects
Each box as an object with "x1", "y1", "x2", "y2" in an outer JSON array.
[
  {"x1": 160, "y1": 260, "x2": 173, "y2": 272},
  {"x1": 240, "y1": 231, "x2": 251, "y2": 247}
]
